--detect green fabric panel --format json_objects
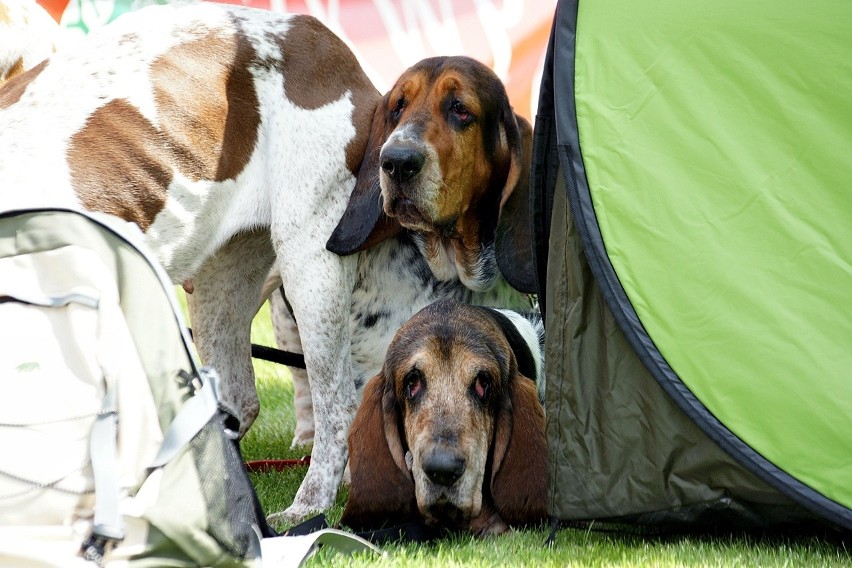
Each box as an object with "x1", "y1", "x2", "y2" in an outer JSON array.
[
  {"x1": 545, "y1": 165, "x2": 802, "y2": 522},
  {"x1": 574, "y1": 1, "x2": 852, "y2": 508}
]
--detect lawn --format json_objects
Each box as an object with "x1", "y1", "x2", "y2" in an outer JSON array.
[{"x1": 238, "y1": 300, "x2": 849, "y2": 567}]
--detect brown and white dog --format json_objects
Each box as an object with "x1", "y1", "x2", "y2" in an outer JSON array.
[
  {"x1": 0, "y1": 3, "x2": 380, "y2": 522},
  {"x1": 341, "y1": 298, "x2": 546, "y2": 536},
  {"x1": 0, "y1": 0, "x2": 60, "y2": 85},
  {"x1": 0, "y1": 3, "x2": 535, "y2": 523}
]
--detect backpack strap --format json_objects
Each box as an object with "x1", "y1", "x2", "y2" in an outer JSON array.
[
  {"x1": 81, "y1": 367, "x2": 222, "y2": 565},
  {"x1": 81, "y1": 384, "x2": 124, "y2": 565},
  {"x1": 149, "y1": 367, "x2": 222, "y2": 469}
]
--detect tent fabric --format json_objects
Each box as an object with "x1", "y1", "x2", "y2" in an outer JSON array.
[
  {"x1": 542, "y1": 171, "x2": 811, "y2": 528},
  {"x1": 535, "y1": 0, "x2": 852, "y2": 530}
]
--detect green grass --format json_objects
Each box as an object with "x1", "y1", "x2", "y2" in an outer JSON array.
[{"x1": 221, "y1": 297, "x2": 850, "y2": 566}]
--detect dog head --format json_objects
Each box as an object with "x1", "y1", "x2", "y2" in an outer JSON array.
[
  {"x1": 341, "y1": 298, "x2": 546, "y2": 535},
  {"x1": 327, "y1": 56, "x2": 536, "y2": 294}
]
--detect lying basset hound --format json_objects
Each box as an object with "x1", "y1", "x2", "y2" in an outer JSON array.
[
  {"x1": 0, "y1": 3, "x2": 534, "y2": 523},
  {"x1": 341, "y1": 298, "x2": 546, "y2": 536},
  {"x1": 268, "y1": 54, "x2": 537, "y2": 454},
  {"x1": 0, "y1": 0, "x2": 60, "y2": 84}
]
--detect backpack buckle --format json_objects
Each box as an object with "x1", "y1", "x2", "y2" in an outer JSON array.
[{"x1": 80, "y1": 528, "x2": 124, "y2": 567}]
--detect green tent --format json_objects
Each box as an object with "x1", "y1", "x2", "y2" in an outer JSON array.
[{"x1": 533, "y1": 0, "x2": 852, "y2": 530}]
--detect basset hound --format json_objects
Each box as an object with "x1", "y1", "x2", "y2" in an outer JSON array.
[
  {"x1": 267, "y1": 54, "x2": 537, "y2": 457},
  {"x1": 341, "y1": 298, "x2": 546, "y2": 536},
  {"x1": 0, "y1": 3, "x2": 535, "y2": 523},
  {"x1": 0, "y1": 0, "x2": 60, "y2": 85}
]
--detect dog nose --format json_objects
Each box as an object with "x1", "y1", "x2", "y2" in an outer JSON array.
[
  {"x1": 380, "y1": 145, "x2": 424, "y2": 183},
  {"x1": 422, "y1": 450, "x2": 466, "y2": 487}
]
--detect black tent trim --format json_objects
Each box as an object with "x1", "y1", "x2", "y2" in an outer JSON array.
[{"x1": 531, "y1": 0, "x2": 852, "y2": 531}]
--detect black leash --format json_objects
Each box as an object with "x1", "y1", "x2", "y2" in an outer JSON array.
[
  {"x1": 250, "y1": 343, "x2": 305, "y2": 369},
  {"x1": 186, "y1": 327, "x2": 306, "y2": 369}
]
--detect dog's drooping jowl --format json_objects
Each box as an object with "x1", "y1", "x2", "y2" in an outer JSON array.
[{"x1": 341, "y1": 299, "x2": 546, "y2": 536}]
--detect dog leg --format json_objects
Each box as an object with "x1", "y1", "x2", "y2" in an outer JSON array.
[
  {"x1": 187, "y1": 230, "x2": 275, "y2": 435},
  {"x1": 269, "y1": 290, "x2": 315, "y2": 448},
  {"x1": 288, "y1": 367, "x2": 314, "y2": 448},
  {"x1": 267, "y1": 237, "x2": 358, "y2": 524}
]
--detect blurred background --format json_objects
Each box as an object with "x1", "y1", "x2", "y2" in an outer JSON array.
[{"x1": 36, "y1": 0, "x2": 556, "y2": 120}]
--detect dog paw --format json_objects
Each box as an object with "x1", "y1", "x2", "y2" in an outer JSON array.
[
  {"x1": 267, "y1": 503, "x2": 321, "y2": 526},
  {"x1": 290, "y1": 428, "x2": 315, "y2": 449},
  {"x1": 469, "y1": 510, "x2": 509, "y2": 537}
]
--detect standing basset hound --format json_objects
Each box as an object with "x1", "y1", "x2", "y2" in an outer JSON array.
[
  {"x1": 0, "y1": 3, "x2": 535, "y2": 523},
  {"x1": 0, "y1": 0, "x2": 60, "y2": 84},
  {"x1": 341, "y1": 298, "x2": 546, "y2": 536},
  {"x1": 268, "y1": 55, "x2": 537, "y2": 456}
]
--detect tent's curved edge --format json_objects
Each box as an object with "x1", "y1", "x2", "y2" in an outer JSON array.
[{"x1": 549, "y1": 0, "x2": 852, "y2": 532}]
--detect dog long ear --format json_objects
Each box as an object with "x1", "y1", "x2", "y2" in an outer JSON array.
[
  {"x1": 482, "y1": 307, "x2": 542, "y2": 384},
  {"x1": 489, "y1": 373, "x2": 548, "y2": 526},
  {"x1": 495, "y1": 112, "x2": 536, "y2": 294},
  {"x1": 327, "y1": 95, "x2": 402, "y2": 256},
  {"x1": 340, "y1": 371, "x2": 417, "y2": 530}
]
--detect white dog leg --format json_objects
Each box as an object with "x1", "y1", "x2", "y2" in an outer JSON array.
[
  {"x1": 269, "y1": 290, "x2": 315, "y2": 448},
  {"x1": 288, "y1": 367, "x2": 314, "y2": 448},
  {"x1": 268, "y1": 240, "x2": 358, "y2": 523},
  {"x1": 187, "y1": 231, "x2": 274, "y2": 435}
]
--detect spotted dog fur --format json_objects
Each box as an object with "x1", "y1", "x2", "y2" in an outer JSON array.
[
  {"x1": 0, "y1": 3, "x2": 379, "y2": 522},
  {"x1": 271, "y1": 233, "x2": 532, "y2": 447},
  {"x1": 0, "y1": 0, "x2": 59, "y2": 85},
  {"x1": 340, "y1": 299, "x2": 547, "y2": 536},
  {"x1": 268, "y1": 56, "x2": 538, "y2": 452}
]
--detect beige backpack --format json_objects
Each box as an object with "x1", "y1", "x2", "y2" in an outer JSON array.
[{"x1": 0, "y1": 208, "x2": 263, "y2": 567}]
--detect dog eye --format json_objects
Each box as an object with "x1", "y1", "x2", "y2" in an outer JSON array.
[
  {"x1": 404, "y1": 369, "x2": 424, "y2": 399},
  {"x1": 472, "y1": 371, "x2": 492, "y2": 401},
  {"x1": 392, "y1": 97, "x2": 406, "y2": 121},
  {"x1": 450, "y1": 99, "x2": 472, "y2": 123}
]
